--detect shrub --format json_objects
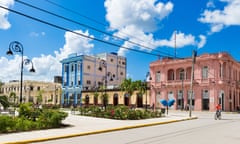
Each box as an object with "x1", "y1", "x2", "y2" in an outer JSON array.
[
  {"x1": 38, "y1": 109, "x2": 68, "y2": 128},
  {"x1": 0, "y1": 103, "x2": 68, "y2": 133},
  {"x1": 78, "y1": 105, "x2": 163, "y2": 120},
  {"x1": 0, "y1": 115, "x2": 15, "y2": 133},
  {"x1": 15, "y1": 117, "x2": 37, "y2": 131}
]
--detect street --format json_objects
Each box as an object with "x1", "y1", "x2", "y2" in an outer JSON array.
[{"x1": 34, "y1": 112, "x2": 240, "y2": 144}]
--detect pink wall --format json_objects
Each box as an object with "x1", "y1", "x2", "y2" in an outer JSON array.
[{"x1": 149, "y1": 52, "x2": 240, "y2": 112}]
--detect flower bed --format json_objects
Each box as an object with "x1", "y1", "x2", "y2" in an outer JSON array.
[{"x1": 78, "y1": 105, "x2": 162, "y2": 120}]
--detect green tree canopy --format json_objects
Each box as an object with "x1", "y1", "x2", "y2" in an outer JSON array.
[{"x1": 0, "y1": 95, "x2": 10, "y2": 109}]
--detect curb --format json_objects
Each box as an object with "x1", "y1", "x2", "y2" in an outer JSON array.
[{"x1": 4, "y1": 116, "x2": 197, "y2": 144}]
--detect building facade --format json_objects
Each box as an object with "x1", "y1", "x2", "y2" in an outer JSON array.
[
  {"x1": 149, "y1": 52, "x2": 240, "y2": 112},
  {"x1": 81, "y1": 89, "x2": 150, "y2": 108},
  {"x1": 0, "y1": 80, "x2": 62, "y2": 105},
  {"x1": 60, "y1": 53, "x2": 126, "y2": 106}
]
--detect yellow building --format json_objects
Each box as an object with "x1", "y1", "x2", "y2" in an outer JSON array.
[
  {"x1": 80, "y1": 89, "x2": 151, "y2": 108},
  {"x1": 0, "y1": 80, "x2": 62, "y2": 105}
]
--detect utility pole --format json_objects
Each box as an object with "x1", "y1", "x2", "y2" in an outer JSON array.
[{"x1": 189, "y1": 50, "x2": 197, "y2": 117}]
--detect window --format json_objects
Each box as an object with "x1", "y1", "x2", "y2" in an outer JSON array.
[
  {"x1": 180, "y1": 69, "x2": 184, "y2": 80},
  {"x1": 71, "y1": 64, "x2": 74, "y2": 72},
  {"x1": 156, "y1": 71, "x2": 161, "y2": 82},
  {"x1": 202, "y1": 90, "x2": 209, "y2": 99},
  {"x1": 86, "y1": 80, "x2": 91, "y2": 85},
  {"x1": 202, "y1": 66, "x2": 208, "y2": 79},
  {"x1": 178, "y1": 90, "x2": 183, "y2": 99},
  {"x1": 120, "y1": 72, "x2": 124, "y2": 76},
  {"x1": 87, "y1": 65, "x2": 91, "y2": 70},
  {"x1": 110, "y1": 58, "x2": 114, "y2": 62},
  {"x1": 168, "y1": 69, "x2": 174, "y2": 80},
  {"x1": 78, "y1": 63, "x2": 81, "y2": 71},
  {"x1": 64, "y1": 64, "x2": 68, "y2": 72}
]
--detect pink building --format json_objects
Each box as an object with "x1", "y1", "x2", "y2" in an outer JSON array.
[{"x1": 149, "y1": 52, "x2": 240, "y2": 112}]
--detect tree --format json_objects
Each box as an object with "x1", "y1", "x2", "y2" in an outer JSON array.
[
  {"x1": 9, "y1": 92, "x2": 17, "y2": 105},
  {"x1": 120, "y1": 78, "x2": 136, "y2": 106},
  {"x1": 135, "y1": 80, "x2": 146, "y2": 96},
  {"x1": 93, "y1": 92, "x2": 99, "y2": 105},
  {"x1": 36, "y1": 90, "x2": 44, "y2": 105},
  {"x1": 0, "y1": 95, "x2": 10, "y2": 110}
]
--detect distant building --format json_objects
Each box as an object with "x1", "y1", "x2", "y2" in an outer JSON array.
[
  {"x1": 60, "y1": 52, "x2": 126, "y2": 106},
  {"x1": 1, "y1": 80, "x2": 61, "y2": 105},
  {"x1": 54, "y1": 76, "x2": 62, "y2": 84},
  {"x1": 149, "y1": 52, "x2": 240, "y2": 112}
]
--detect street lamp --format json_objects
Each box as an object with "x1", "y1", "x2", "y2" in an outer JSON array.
[
  {"x1": 6, "y1": 41, "x2": 35, "y2": 103},
  {"x1": 98, "y1": 59, "x2": 114, "y2": 109},
  {"x1": 145, "y1": 72, "x2": 151, "y2": 110},
  {"x1": 98, "y1": 59, "x2": 107, "y2": 109}
]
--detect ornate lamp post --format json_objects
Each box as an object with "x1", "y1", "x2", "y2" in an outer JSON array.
[
  {"x1": 6, "y1": 41, "x2": 35, "y2": 103},
  {"x1": 98, "y1": 59, "x2": 114, "y2": 109},
  {"x1": 98, "y1": 59, "x2": 107, "y2": 109},
  {"x1": 145, "y1": 72, "x2": 151, "y2": 110}
]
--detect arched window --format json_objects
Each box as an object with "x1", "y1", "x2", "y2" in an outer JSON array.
[
  {"x1": 124, "y1": 93, "x2": 129, "y2": 106},
  {"x1": 85, "y1": 95, "x2": 89, "y2": 105},
  {"x1": 168, "y1": 69, "x2": 175, "y2": 80},
  {"x1": 180, "y1": 69, "x2": 185, "y2": 80},
  {"x1": 202, "y1": 66, "x2": 208, "y2": 79},
  {"x1": 113, "y1": 93, "x2": 118, "y2": 106}
]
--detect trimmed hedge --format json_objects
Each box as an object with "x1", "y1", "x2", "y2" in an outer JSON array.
[{"x1": 78, "y1": 105, "x2": 162, "y2": 120}]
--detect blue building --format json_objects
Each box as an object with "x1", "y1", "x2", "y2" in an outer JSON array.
[{"x1": 60, "y1": 53, "x2": 126, "y2": 107}]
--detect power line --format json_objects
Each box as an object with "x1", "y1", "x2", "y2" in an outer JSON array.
[
  {"x1": 0, "y1": 5, "x2": 162, "y2": 57},
  {"x1": 43, "y1": 0, "x2": 175, "y2": 58},
  {"x1": 16, "y1": 0, "x2": 176, "y2": 58},
  {"x1": 45, "y1": 0, "x2": 107, "y2": 27}
]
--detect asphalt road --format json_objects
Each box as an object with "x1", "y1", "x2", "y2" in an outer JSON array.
[{"x1": 34, "y1": 112, "x2": 240, "y2": 144}]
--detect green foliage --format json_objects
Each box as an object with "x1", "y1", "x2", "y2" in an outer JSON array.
[
  {"x1": 0, "y1": 103, "x2": 68, "y2": 133},
  {"x1": 0, "y1": 115, "x2": 15, "y2": 133},
  {"x1": 38, "y1": 109, "x2": 68, "y2": 128},
  {"x1": 15, "y1": 117, "x2": 38, "y2": 131},
  {"x1": 78, "y1": 105, "x2": 163, "y2": 120},
  {"x1": 18, "y1": 103, "x2": 41, "y2": 121},
  {"x1": 0, "y1": 95, "x2": 10, "y2": 109}
]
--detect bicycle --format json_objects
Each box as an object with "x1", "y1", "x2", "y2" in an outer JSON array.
[{"x1": 214, "y1": 110, "x2": 221, "y2": 120}]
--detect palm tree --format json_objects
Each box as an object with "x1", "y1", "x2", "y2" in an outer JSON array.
[
  {"x1": 135, "y1": 80, "x2": 146, "y2": 96},
  {"x1": 120, "y1": 78, "x2": 136, "y2": 106},
  {"x1": 93, "y1": 92, "x2": 99, "y2": 105},
  {"x1": 134, "y1": 80, "x2": 147, "y2": 107}
]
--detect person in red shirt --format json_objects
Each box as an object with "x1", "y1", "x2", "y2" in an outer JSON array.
[
  {"x1": 216, "y1": 104, "x2": 221, "y2": 111},
  {"x1": 215, "y1": 104, "x2": 221, "y2": 119}
]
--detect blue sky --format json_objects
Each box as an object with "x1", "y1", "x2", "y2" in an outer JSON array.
[{"x1": 0, "y1": 0, "x2": 240, "y2": 82}]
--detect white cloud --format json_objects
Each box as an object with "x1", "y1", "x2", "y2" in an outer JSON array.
[
  {"x1": 199, "y1": 0, "x2": 240, "y2": 34},
  {"x1": 29, "y1": 31, "x2": 46, "y2": 37},
  {"x1": 105, "y1": 0, "x2": 206, "y2": 56},
  {"x1": 0, "y1": 0, "x2": 14, "y2": 30},
  {"x1": 157, "y1": 31, "x2": 196, "y2": 48},
  {"x1": 198, "y1": 35, "x2": 207, "y2": 48},
  {"x1": 207, "y1": 0, "x2": 215, "y2": 8},
  {"x1": 0, "y1": 30, "x2": 94, "y2": 82},
  {"x1": 105, "y1": 0, "x2": 174, "y2": 56},
  {"x1": 105, "y1": 0, "x2": 173, "y2": 32},
  {"x1": 117, "y1": 31, "x2": 206, "y2": 56},
  {"x1": 55, "y1": 30, "x2": 94, "y2": 60}
]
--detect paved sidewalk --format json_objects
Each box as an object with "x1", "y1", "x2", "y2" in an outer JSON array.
[{"x1": 0, "y1": 111, "x2": 197, "y2": 144}]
